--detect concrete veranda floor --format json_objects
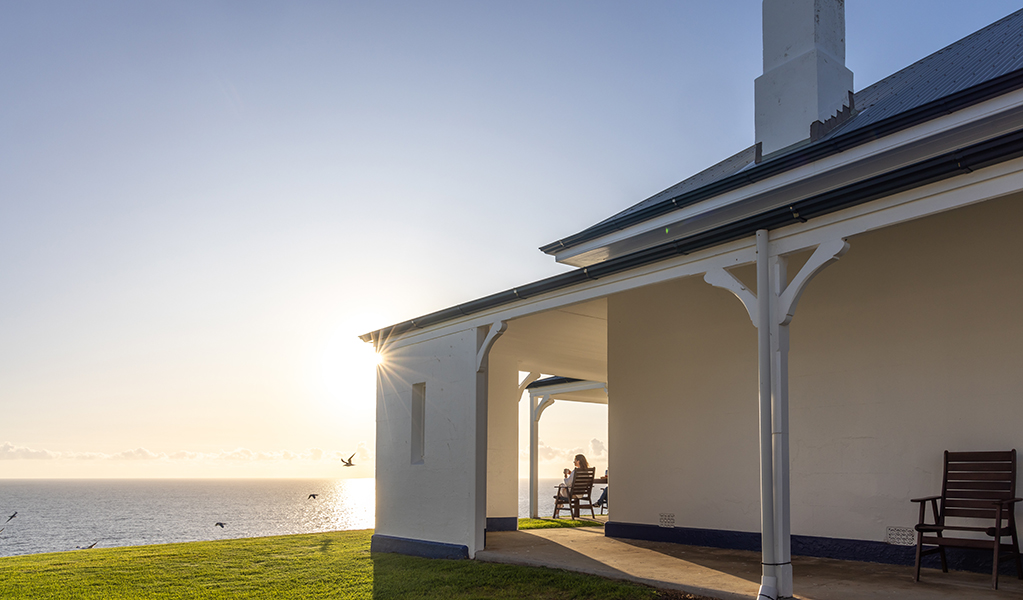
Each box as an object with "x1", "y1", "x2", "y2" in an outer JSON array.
[{"x1": 476, "y1": 525, "x2": 1023, "y2": 599}]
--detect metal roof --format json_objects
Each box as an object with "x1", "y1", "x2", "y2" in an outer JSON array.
[{"x1": 541, "y1": 7, "x2": 1023, "y2": 256}]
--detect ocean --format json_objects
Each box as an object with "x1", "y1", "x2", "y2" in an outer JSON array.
[
  {"x1": 0, "y1": 477, "x2": 598, "y2": 557},
  {"x1": 0, "y1": 478, "x2": 373, "y2": 558}
]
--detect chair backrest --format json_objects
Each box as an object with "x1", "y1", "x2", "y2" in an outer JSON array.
[
  {"x1": 570, "y1": 468, "x2": 595, "y2": 496},
  {"x1": 941, "y1": 450, "x2": 1017, "y2": 522}
]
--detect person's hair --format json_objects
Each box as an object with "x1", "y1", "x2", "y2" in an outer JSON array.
[{"x1": 574, "y1": 454, "x2": 589, "y2": 469}]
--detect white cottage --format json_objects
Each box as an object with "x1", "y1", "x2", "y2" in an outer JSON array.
[{"x1": 361, "y1": 3, "x2": 1023, "y2": 598}]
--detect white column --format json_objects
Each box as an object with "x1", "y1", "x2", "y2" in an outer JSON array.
[
  {"x1": 473, "y1": 321, "x2": 506, "y2": 556},
  {"x1": 529, "y1": 394, "x2": 554, "y2": 518},
  {"x1": 707, "y1": 232, "x2": 848, "y2": 599},
  {"x1": 757, "y1": 230, "x2": 780, "y2": 598},
  {"x1": 769, "y1": 254, "x2": 792, "y2": 597}
]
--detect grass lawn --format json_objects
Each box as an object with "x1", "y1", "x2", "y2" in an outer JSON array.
[
  {"x1": 0, "y1": 530, "x2": 714, "y2": 599},
  {"x1": 518, "y1": 518, "x2": 605, "y2": 530}
]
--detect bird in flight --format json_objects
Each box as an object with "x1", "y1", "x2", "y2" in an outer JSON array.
[
  {"x1": 215, "y1": 522, "x2": 226, "y2": 528},
  {"x1": 76, "y1": 541, "x2": 99, "y2": 550},
  {"x1": 308, "y1": 494, "x2": 318, "y2": 499},
  {"x1": 341, "y1": 453, "x2": 356, "y2": 467},
  {"x1": 5, "y1": 512, "x2": 16, "y2": 523}
]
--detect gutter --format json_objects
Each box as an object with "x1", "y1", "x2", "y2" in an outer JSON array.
[
  {"x1": 360, "y1": 126, "x2": 1023, "y2": 344},
  {"x1": 539, "y1": 68, "x2": 1023, "y2": 255}
]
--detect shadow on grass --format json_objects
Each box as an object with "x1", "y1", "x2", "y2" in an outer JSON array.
[
  {"x1": 370, "y1": 546, "x2": 662, "y2": 600},
  {"x1": 317, "y1": 537, "x2": 333, "y2": 553}
]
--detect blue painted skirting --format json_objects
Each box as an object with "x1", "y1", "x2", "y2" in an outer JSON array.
[
  {"x1": 486, "y1": 517, "x2": 518, "y2": 531},
  {"x1": 604, "y1": 522, "x2": 1021, "y2": 575},
  {"x1": 370, "y1": 533, "x2": 469, "y2": 560}
]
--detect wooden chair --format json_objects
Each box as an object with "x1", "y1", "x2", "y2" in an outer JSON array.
[
  {"x1": 553, "y1": 467, "x2": 595, "y2": 519},
  {"x1": 912, "y1": 450, "x2": 1023, "y2": 589}
]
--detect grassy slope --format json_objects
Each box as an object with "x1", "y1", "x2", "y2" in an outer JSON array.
[
  {"x1": 518, "y1": 518, "x2": 605, "y2": 530},
  {"x1": 0, "y1": 530, "x2": 665, "y2": 600}
]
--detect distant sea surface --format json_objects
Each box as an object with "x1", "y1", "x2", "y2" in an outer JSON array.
[
  {"x1": 0, "y1": 477, "x2": 599, "y2": 558},
  {"x1": 0, "y1": 478, "x2": 373, "y2": 558}
]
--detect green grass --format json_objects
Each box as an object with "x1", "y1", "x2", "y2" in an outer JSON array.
[
  {"x1": 0, "y1": 530, "x2": 683, "y2": 599},
  {"x1": 518, "y1": 518, "x2": 605, "y2": 530}
]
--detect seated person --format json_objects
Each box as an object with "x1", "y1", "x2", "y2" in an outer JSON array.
[
  {"x1": 595, "y1": 470, "x2": 608, "y2": 507},
  {"x1": 557, "y1": 454, "x2": 589, "y2": 498}
]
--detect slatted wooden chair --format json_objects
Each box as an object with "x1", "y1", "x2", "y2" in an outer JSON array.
[
  {"x1": 553, "y1": 467, "x2": 596, "y2": 519},
  {"x1": 912, "y1": 450, "x2": 1023, "y2": 589}
]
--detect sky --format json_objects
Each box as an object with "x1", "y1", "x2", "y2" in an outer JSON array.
[{"x1": 2, "y1": 1, "x2": 1020, "y2": 479}]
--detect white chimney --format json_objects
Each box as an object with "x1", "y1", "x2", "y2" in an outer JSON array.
[{"x1": 754, "y1": 0, "x2": 854, "y2": 156}]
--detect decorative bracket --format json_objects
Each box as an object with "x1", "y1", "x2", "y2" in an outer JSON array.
[
  {"x1": 533, "y1": 396, "x2": 555, "y2": 422},
  {"x1": 518, "y1": 372, "x2": 541, "y2": 398},
  {"x1": 776, "y1": 239, "x2": 850, "y2": 326},
  {"x1": 705, "y1": 267, "x2": 758, "y2": 327},
  {"x1": 476, "y1": 320, "x2": 507, "y2": 372}
]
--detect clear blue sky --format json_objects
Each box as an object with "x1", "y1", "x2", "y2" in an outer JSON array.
[{"x1": 1, "y1": 1, "x2": 1019, "y2": 477}]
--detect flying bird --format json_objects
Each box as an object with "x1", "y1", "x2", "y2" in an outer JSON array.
[
  {"x1": 76, "y1": 541, "x2": 99, "y2": 550},
  {"x1": 341, "y1": 453, "x2": 356, "y2": 467},
  {"x1": 5, "y1": 512, "x2": 15, "y2": 523},
  {"x1": 215, "y1": 522, "x2": 226, "y2": 528},
  {"x1": 308, "y1": 494, "x2": 318, "y2": 500}
]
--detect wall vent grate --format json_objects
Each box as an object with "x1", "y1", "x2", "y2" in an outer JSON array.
[
  {"x1": 886, "y1": 526, "x2": 916, "y2": 546},
  {"x1": 659, "y1": 513, "x2": 675, "y2": 528}
]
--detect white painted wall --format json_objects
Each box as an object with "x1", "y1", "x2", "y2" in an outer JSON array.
[
  {"x1": 487, "y1": 350, "x2": 519, "y2": 520},
  {"x1": 375, "y1": 327, "x2": 481, "y2": 551},
  {"x1": 609, "y1": 193, "x2": 1023, "y2": 543}
]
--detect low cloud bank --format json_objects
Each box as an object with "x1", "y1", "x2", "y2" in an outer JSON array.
[
  {"x1": 0, "y1": 441, "x2": 371, "y2": 463},
  {"x1": 522, "y1": 438, "x2": 609, "y2": 463}
]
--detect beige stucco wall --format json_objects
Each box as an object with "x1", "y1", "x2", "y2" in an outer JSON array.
[
  {"x1": 608, "y1": 193, "x2": 1023, "y2": 543},
  {"x1": 608, "y1": 273, "x2": 761, "y2": 532},
  {"x1": 375, "y1": 328, "x2": 480, "y2": 550}
]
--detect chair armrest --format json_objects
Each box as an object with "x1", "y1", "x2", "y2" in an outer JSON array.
[
  {"x1": 911, "y1": 495, "x2": 941, "y2": 503},
  {"x1": 992, "y1": 498, "x2": 1023, "y2": 506}
]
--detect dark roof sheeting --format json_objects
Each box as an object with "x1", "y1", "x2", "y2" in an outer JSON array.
[
  {"x1": 525, "y1": 376, "x2": 583, "y2": 390},
  {"x1": 828, "y1": 9, "x2": 1023, "y2": 140}
]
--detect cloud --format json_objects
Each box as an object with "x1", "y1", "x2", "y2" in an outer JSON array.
[
  {"x1": 522, "y1": 439, "x2": 608, "y2": 463},
  {"x1": 111, "y1": 448, "x2": 166, "y2": 460},
  {"x1": 0, "y1": 442, "x2": 58, "y2": 460},
  {"x1": 168, "y1": 451, "x2": 200, "y2": 460},
  {"x1": 531, "y1": 441, "x2": 584, "y2": 463},
  {"x1": 0, "y1": 442, "x2": 373, "y2": 464}
]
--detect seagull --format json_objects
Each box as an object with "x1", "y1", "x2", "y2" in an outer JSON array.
[
  {"x1": 5, "y1": 512, "x2": 15, "y2": 523},
  {"x1": 341, "y1": 453, "x2": 356, "y2": 467},
  {"x1": 76, "y1": 541, "x2": 99, "y2": 550},
  {"x1": 308, "y1": 494, "x2": 318, "y2": 499},
  {"x1": 214, "y1": 522, "x2": 226, "y2": 528}
]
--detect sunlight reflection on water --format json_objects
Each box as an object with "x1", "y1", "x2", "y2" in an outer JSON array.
[{"x1": 0, "y1": 478, "x2": 374, "y2": 557}]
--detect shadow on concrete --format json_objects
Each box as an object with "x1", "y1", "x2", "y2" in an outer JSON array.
[
  {"x1": 479, "y1": 526, "x2": 1023, "y2": 600},
  {"x1": 477, "y1": 528, "x2": 637, "y2": 581}
]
